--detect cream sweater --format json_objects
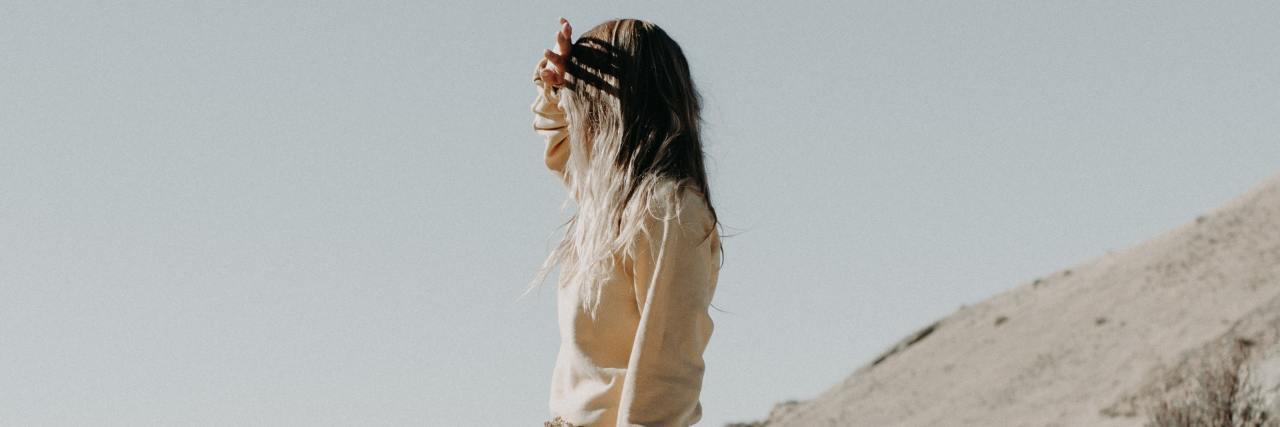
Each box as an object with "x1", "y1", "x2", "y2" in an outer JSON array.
[{"x1": 531, "y1": 60, "x2": 722, "y2": 427}]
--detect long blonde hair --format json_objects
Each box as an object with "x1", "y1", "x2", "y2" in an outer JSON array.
[{"x1": 523, "y1": 19, "x2": 721, "y2": 315}]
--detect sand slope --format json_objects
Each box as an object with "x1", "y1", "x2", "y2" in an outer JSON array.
[{"x1": 736, "y1": 174, "x2": 1280, "y2": 426}]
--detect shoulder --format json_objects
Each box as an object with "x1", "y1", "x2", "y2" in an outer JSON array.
[
  {"x1": 642, "y1": 181, "x2": 716, "y2": 247},
  {"x1": 624, "y1": 180, "x2": 722, "y2": 275}
]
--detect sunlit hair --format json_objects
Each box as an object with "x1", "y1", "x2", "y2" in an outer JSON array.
[{"x1": 523, "y1": 18, "x2": 722, "y2": 315}]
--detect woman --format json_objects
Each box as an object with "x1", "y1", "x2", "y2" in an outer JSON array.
[{"x1": 524, "y1": 17, "x2": 724, "y2": 427}]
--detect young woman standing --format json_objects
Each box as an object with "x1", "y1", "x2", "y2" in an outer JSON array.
[{"x1": 525, "y1": 17, "x2": 724, "y2": 427}]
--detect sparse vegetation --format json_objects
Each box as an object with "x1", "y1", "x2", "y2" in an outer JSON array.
[
  {"x1": 870, "y1": 320, "x2": 940, "y2": 367},
  {"x1": 1145, "y1": 340, "x2": 1276, "y2": 427}
]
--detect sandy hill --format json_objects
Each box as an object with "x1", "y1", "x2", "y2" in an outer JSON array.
[{"x1": 734, "y1": 174, "x2": 1280, "y2": 426}]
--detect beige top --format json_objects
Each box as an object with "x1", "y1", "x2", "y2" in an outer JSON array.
[{"x1": 531, "y1": 59, "x2": 722, "y2": 427}]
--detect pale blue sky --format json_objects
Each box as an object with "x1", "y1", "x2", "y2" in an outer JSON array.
[{"x1": 2, "y1": 1, "x2": 1278, "y2": 426}]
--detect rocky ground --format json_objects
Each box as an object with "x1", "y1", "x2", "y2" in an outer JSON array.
[{"x1": 731, "y1": 174, "x2": 1280, "y2": 427}]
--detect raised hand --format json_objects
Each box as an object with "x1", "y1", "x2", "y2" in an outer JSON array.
[{"x1": 539, "y1": 17, "x2": 573, "y2": 87}]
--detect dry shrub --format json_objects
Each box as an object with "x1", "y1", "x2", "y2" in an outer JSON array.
[{"x1": 1145, "y1": 340, "x2": 1276, "y2": 427}]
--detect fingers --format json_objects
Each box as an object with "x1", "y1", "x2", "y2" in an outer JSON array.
[
  {"x1": 544, "y1": 48, "x2": 564, "y2": 68},
  {"x1": 539, "y1": 54, "x2": 564, "y2": 86},
  {"x1": 559, "y1": 19, "x2": 572, "y2": 40},
  {"x1": 539, "y1": 68, "x2": 558, "y2": 86},
  {"x1": 555, "y1": 17, "x2": 572, "y2": 58},
  {"x1": 537, "y1": 18, "x2": 573, "y2": 87},
  {"x1": 559, "y1": 17, "x2": 572, "y2": 39},
  {"x1": 556, "y1": 28, "x2": 572, "y2": 58}
]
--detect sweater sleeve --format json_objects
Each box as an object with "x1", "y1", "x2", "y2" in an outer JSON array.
[
  {"x1": 617, "y1": 196, "x2": 720, "y2": 427},
  {"x1": 530, "y1": 57, "x2": 570, "y2": 181}
]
